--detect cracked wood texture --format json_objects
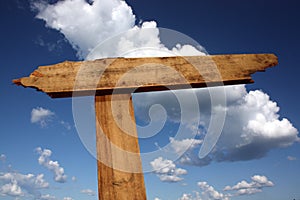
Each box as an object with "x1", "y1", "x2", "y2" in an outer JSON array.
[
  {"x1": 13, "y1": 54, "x2": 278, "y2": 98},
  {"x1": 95, "y1": 94, "x2": 146, "y2": 200}
]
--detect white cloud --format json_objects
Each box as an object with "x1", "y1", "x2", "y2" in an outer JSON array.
[
  {"x1": 35, "y1": 147, "x2": 67, "y2": 183},
  {"x1": 41, "y1": 194, "x2": 56, "y2": 200},
  {"x1": 150, "y1": 86, "x2": 299, "y2": 166},
  {"x1": 150, "y1": 157, "x2": 187, "y2": 182},
  {"x1": 251, "y1": 175, "x2": 274, "y2": 186},
  {"x1": 198, "y1": 182, "x2": 230, "y2": 200},
  {"x1": 0, "y1": 179, "x2": 23, "y2": 197},
  {"x1": 178, "y1": 193, "x2": 193, "y2": 200},
  {"x1": 31, "y1": 107, "x2": 71, "y2": 130},
  {"x1": 178, "y1": 192, "x2": 202, "y2": 200},
  {"x1": 63, "y1": 197, "x2": 73, "y2": 200},
  {"x1": 235, "y1": 188, "x2": 262, "y2": 195},
  {"x1": 0, "y1": 172, "x2": 49, "y2": 198},
  {"x1": 215, "y1": 89, "x2": 299, "y2": 161},
  {"x1": 224, "y1": 175, "x2": 274, "y2": 196},
  {"x1": 243, "y1": 91, "x2": 297, "y2": 143},
  {"x1": 31, "y1": 107, "x2": 54, "y2": 127},
  {"x1": 32, "y1": 0, "x2": 206, "y2": 60},
  {"x1": 177, "y1": 175, "x2": 274, "y2": 200},
  {"x1": 32, "y1": 0, "x2": 135, "y2": 58},
  {"x1": 81, "y1": 189, "x2": 96, "y2": 196},
  {"x1": 172, "y1": 44, "x2": 206, "y2": 56}
]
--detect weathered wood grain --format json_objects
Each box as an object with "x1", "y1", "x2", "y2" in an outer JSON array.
[
  {"x1": 95, "y1": 94, "x2": 146, "y2": 200},
  {"x1": 13, "y1": 54, "x2": 278, "y2": 200},
  {"x1": 13, "y1": 54, "x2": 278, "y2": 98}
]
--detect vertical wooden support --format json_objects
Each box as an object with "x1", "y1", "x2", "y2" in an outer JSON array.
[{"x1": 95, "y1": 94, "x2": 147, "y2": 200}]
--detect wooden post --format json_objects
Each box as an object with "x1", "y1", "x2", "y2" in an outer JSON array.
[
  {"x1": 13, "y1": 54, "x2": 278, "y2": 200},
  {"x1": 95, "y1": 94, "x2": 146, "y2": 200}
]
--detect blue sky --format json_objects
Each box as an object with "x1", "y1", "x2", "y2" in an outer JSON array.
[{"x1": 1, "y1": 0, "x2": 300, "y2": 200}]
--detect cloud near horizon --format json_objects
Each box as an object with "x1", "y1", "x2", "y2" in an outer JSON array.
[
  {"x1": 0, "y1": 159, "x2": 49, "y2": 199},
  {"x1": 0, "y1": 153, "x2": 76, "y2": 200},
  {"x1": 223, "y1": 175, "x2": 274, "y2": 196},
  {"x1": 176, "y1": 175, "x2": 274, "y2": 200}
]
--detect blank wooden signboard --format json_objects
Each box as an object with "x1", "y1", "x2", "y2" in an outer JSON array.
[{"x1": 13, "y1": 54, "x2": 278, "y2": 200}]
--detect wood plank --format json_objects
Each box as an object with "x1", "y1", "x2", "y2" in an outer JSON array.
[
  {"x1": 95, "y1": 94, "x2": 146, "y2": 200},
  {"x1": 13, "y1": 54, "x2": 278, "y2": 98}
]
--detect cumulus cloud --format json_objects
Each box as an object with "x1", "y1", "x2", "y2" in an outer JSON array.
[
  {"x1": 35, "y1": 147, "x2": 67, "y2": 183},
  {"x1": 178, "y1": 192, "x2": 202, "y2": 200},
  {"x1": 81, "y1": 189, "x2": 96, "y2": 196},
  {"x1": 31, "y1": 107, "x2": 54, "y2": 127},
  {"x1": 223, "y1": 175, "x2": 274, "y2": 196},
  {"x1": 32, "y1": 0, "x2": 135, "y2": 58},
  {"x1": 150, "y1": 157, "x2": 187, "y2": 182},
  {"x1": 215, "y1": 89, "x2": 298, "y2": 161},
  {"x1": 31, "y1": 107, "x2": 71, "y2": 131},
  {"x1": 158, "y1": 86, "x2": 299, "y2": 165},
  {"x1": 0, "y1": 172, "x2": 49, "y2": 198},
  {"x1": 198, "y1": 182, "x2": 230, "y2": 200},
  {"x1": 31, "y1": 0, "x2": 205, "y2": 59},
  {"x1": 177, "y1": 175, "x2": 274, "y2": 200}
]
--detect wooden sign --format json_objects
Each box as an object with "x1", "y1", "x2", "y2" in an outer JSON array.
[{"x1": 13, "y1": 54, "x2": 278, "y2": 200}]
